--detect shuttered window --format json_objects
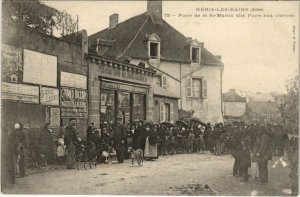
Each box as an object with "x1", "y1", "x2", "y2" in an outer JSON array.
[
  {"x1": 162, "y1": 75, "x2": 167, "y2": 89},
  {"x1": 202, "y1": 79, "x2": 207, "y2": 98},
  {"x1": 192, "y1": 79, "x2": 201, "y2": 98},
  {"x1": 186, "y1": 77, "x2": 192, "y2": 97},
  {"x1": 170, "y1": 103, "x2": 174, "y2": 123},
  {"x1": 160, "y1": 102, "x2": 164, "y2": 122}
]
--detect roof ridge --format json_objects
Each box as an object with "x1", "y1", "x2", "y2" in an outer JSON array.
[
  {"x1": 120, "y1": 15, "x2": 150, "y2": 58},
  {"x1": 89, "y1": 12, "x2": 147, "y2": 39}
]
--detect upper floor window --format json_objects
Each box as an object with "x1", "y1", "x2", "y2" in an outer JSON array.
[
  {"x1": 147, "y1": 33, "x2": 161, "y2": 59},
  {"x1": 154, "y1": 74, "x2": 167, "y2": 89},
  {"x1": 187, "y1": 77, "x2": 207, "y2": 98},
  {"x1": 150, "y1": 42, "x2": 159, "y2": 59},
  {"x1": 191, "y1": 47, "x2": 200, "y2": 63},
  {"x1": 154, "y1": 75, "x2": 162, "y2": 86}
]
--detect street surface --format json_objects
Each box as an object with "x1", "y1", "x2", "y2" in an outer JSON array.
[{"x1": 2, "y1": 153, "x2": 291, "y2": 195}]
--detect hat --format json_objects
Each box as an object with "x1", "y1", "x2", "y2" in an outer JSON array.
[{"x1": 14, "y1": 123, "x2": 21, "y2": 130}]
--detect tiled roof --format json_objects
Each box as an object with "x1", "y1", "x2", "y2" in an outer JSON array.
[
  {"x1": 89, "y1": 13, "x2": 223, "y2": 66},
  {"x1": 223, "y1": 91, "x2": 246, "y2": 102},
  {"x1": 152, "y1": 84, "x2": 180, "y2": 99}
]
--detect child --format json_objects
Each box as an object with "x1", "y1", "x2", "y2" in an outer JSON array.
[{"x1": 56, "y1": 131, "x2": 66, "y2": 164}]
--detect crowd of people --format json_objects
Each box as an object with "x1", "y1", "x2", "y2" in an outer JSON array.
[{"x1": 2, "y1": 118, "x2": 298, "y2": 195}]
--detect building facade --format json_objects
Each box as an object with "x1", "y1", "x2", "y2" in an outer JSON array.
[
  {"x1": 2, "y1": 26, "x2": 88, "y2": 163},
  {"x1": 222, "y1": 89, "x2": 247, "y2": 121},
  {"x1": 88, "y1": 0, "x2": 224, "y2": 124},
  {"x1": 87, "y1": 54, "x2": 156, "y2": 128}
]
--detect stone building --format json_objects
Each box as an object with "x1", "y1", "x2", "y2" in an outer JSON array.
[
  {"x1": 2, "y1": 26, "x2": 88, "y2": 163},
  {"x1": 86, "y1": 54, "x2": 156, "y2": 128},
  {"x1": 88, "y1": 0, "x2": 224, "y2": 124},
  {"x1": 222, "y1": 89, "x2": 247, "y2": 121}
]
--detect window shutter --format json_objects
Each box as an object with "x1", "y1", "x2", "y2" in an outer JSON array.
[
  {"x1": 170, "y1": 103, "x2": 174, "y2": 123},
  {"x1": 160, "y1": 103, "x2": 164, "y2": 122},
  {"x1": 162, "y1": 75, "x2": 167, "y2": 89},
  {"x1": 202, "y1": 79, "x2": 207, "y2": 98},
  {"x1": 187, "y1": 77, "x2": 192, "y2": 97}
]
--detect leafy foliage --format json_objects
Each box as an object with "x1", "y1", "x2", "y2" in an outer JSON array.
[
  {"x1": 279, "y1": 76, "x2": 299, "y2": 133},
  {"x1": 2, "y1": 0, "x2": 77, "y2": 36}
]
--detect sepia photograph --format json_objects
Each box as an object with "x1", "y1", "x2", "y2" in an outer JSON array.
[{"x1": 1, "y1": 0, "x2": 299, "y2": 196}]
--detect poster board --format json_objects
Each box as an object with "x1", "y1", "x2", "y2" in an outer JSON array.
[{"x1": 23, "y1": 49, "x2": 57, "y2": 87}]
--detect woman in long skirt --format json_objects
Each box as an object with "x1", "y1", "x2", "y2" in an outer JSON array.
[{"x1": 144, "y1": 123, "x2": 158, "y2": 160}]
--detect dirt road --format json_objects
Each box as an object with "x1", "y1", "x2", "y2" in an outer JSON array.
[{"x1": 2, "y1": 153, "x2": 292, "y2": 195}]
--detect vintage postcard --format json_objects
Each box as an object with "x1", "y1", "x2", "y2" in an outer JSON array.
[{"x1": 1, "y1": 0, "x2": 299, "y2": 196}]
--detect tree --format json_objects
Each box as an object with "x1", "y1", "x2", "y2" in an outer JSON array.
[
  {"x1": 279, "y1": 76, "x2": 299, "y2": 133},
  {"x1": 2, "y1": 0, "x2": 77, "y2": 36}
]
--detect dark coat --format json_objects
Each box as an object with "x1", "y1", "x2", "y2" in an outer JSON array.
[
  {"x1": 147, "y1": 129, "x2": 158, "y2": 145},
  {"x1": 113, "y1": 125, "x2": 127, "y2": 144},
  {"x1": 64, "y1": 125, "x2": 79, "y2": 147},
  {"x1": 133, "y1": 126, "x2": 146, "y2": 150},
  {"x1": 240, "y1": 146, "x2": 251, "y2": 168}
]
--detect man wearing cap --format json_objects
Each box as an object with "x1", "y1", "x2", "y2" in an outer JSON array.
[
  {"x1": 2, "y1": 123, "x2": 22, "y2": 187},
  {"x1": 64, "y1": 118, "x2": 80, "y2": 169},
  {"x1": 87, "y1": 122, "x2": 95, "y2": 142},
  {"x1": 113, "y1": 118, "x2": 127, "y2": 163}
]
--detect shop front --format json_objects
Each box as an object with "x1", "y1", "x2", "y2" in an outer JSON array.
[
  {"x1": 100, "y1": 80, "x2": 147, "y2": 125},
  {"x1": 88, "y1": 55, "x2": 156, "y2": 128}
]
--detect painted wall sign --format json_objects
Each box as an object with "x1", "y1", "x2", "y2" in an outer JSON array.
[
  {"x1": 101, "y1": 81, "x2": 148, "y2": 93},
  {"x1": 61, "y1": 72, "x2": 87, "y2": 89},
  {"x1": 23, "y1": 49, "x2": 57, "y2": 87},
  {"x1": 40, "y1": 87, "x2": 59, "y2": 106},
  {"x1": 60, "y1": 88, "x2": 87, "y2": 118},
  {"x1": 2, "y1": 82, "x2": 39, "y2": 103},
  {"x1": 1, "y1": 44, "x2": 22, "y2": 83},
  {"x1": 50, "y1": 108, "x2": 60, "y2": 127}
]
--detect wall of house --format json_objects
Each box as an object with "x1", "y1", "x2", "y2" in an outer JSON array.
[
  {"x1": 223, "y1": 102, "x2": 246, "y2": 117},
  {"x1": 181, "y1": 64, "x2": 223, "y2": 124},
  {"x1": 130, "y1": 57, "x2": 223, "y2": 124}
]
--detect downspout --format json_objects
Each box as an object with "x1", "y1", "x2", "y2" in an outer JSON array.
[
  {"x1": 180, "y1": 61, "x2": 182, "y2": 109},
  {"x1": 220, "y1": 64, "x2": 224, "y2": 122}
]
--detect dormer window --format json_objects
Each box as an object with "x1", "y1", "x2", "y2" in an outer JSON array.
[
  {"x1": 188, "y1": 39, "x2": 202, "y2": 64},
  {"x1": 150, "y1": 42, "x2": 159, "y2": 58},
  {"x1": 147, "y1": 33, "x2": 161, "y2": 59},
  {"x1": 191, "y1": 47, "x2": 200, "y2": 63}
]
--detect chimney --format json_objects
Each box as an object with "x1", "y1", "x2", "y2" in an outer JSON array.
[
  {"x1": 147, "y1": 0, "x2": 163, "y2": 24},
  {"x1": 199, "y1": 42, "x2": 204, "y2": 48},
  {"x1": 109, "y1": 14, "x2": 119, "y2": 28},
  {"x1": 216, "y1": 55, "x2": 222, "y2": 60}
]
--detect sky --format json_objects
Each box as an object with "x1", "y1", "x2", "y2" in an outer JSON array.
[{"x1": 43, "y1": 1, "x2": 299, "y2": 95}]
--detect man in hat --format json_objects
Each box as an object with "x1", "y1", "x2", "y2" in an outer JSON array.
[
  {"x1": 87, "y1": 122, "x2": 95, "y2": 142},
  {"x1": 113, "y1": 118, "x2": 127, "y2": 163},
  {"x1": 2, "y1": 123, "x2": 22, "y2": 188},
  {"x1": 64, "y1": 118, "x2": 80, "y2": 169}
]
